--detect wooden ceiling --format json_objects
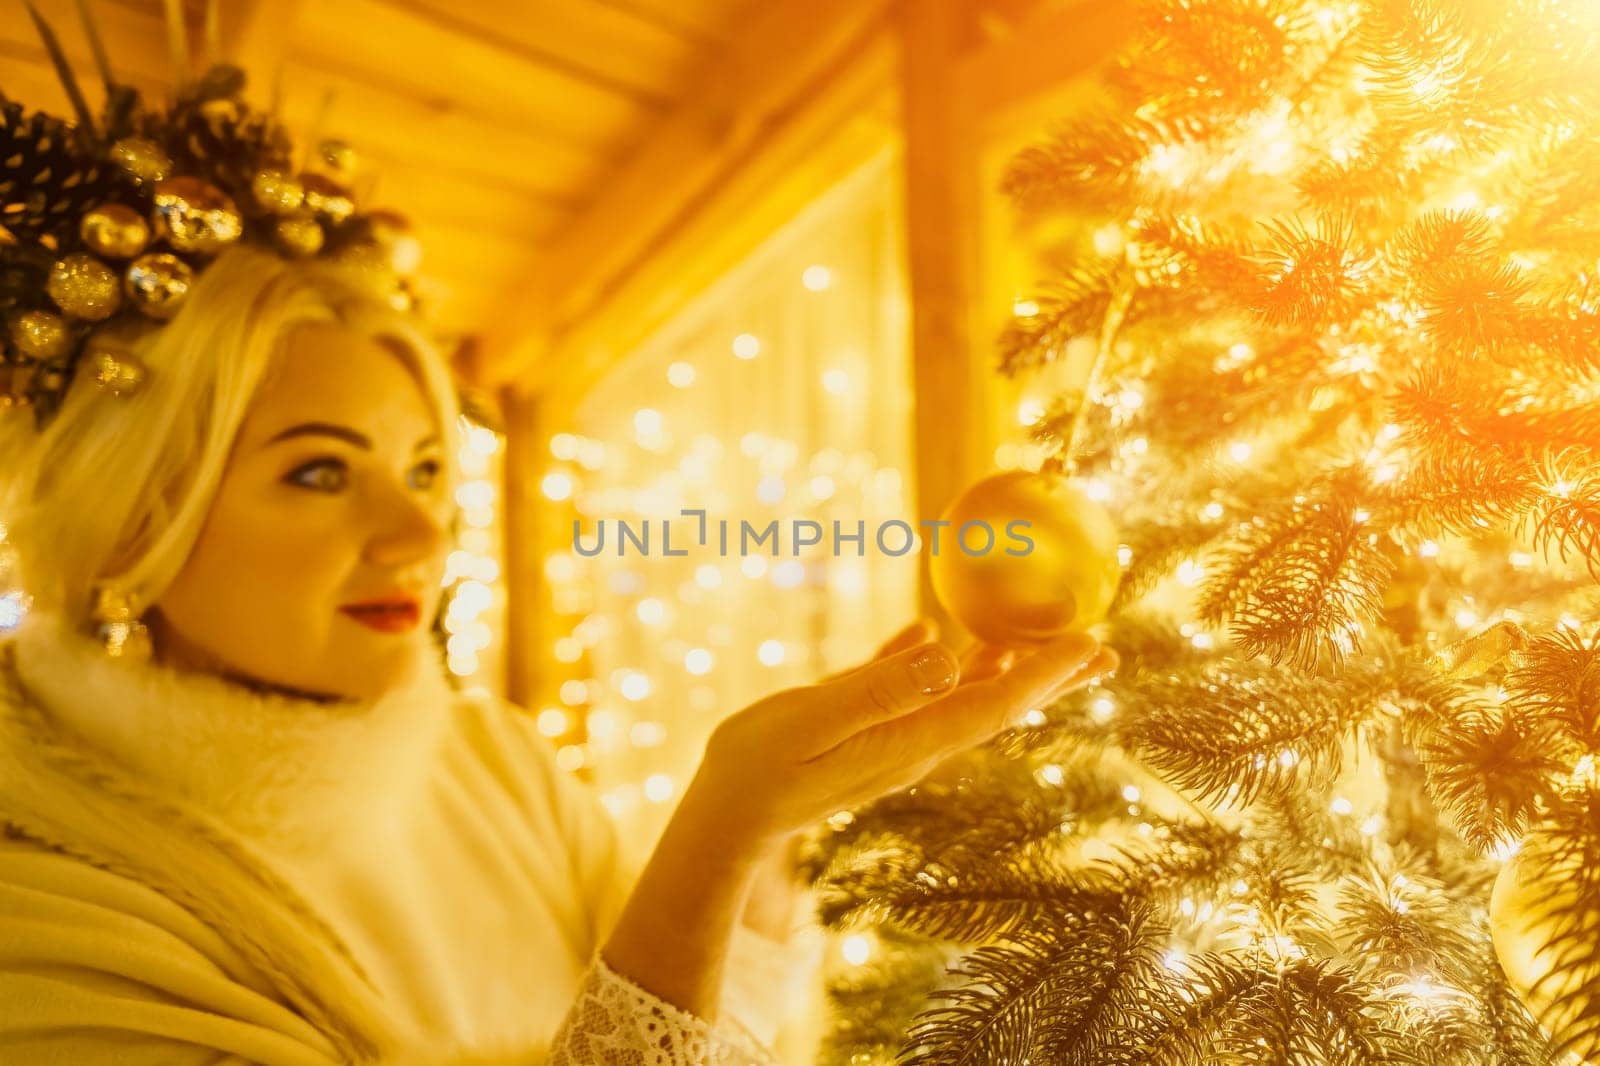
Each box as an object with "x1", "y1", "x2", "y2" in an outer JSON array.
[{"x1": 0, "y1": 0, "x2": 759, "y2": 341}]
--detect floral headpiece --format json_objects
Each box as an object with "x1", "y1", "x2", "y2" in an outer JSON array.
[{"x1": 0, "y1": 4, "x2": 423, "y2": 426}]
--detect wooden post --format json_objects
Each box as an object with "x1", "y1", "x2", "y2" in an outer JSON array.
[
  {"x1": 896, "y1": 0, "x2": 985, "y2": 640},
  {"x1": 499, "y1": 386, "x2": 544, "y2": 708}
]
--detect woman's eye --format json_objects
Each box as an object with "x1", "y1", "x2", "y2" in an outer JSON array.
[
  {"x1": 408, "y1": 459, "x2": 441, "y2": 491},
  {"x1": 285, "y1": 458, "x2": 348, "y2": 493}
]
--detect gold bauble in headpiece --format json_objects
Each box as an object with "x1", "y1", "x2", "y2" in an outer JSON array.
[
  {"x1": 315, "y1": 139, "x2": 359, "y2": 183},
  {"x1": 367, "y1": 209, "x2": 422, "y2": 275},
  {"x1": 85, "y1": 338, "x2": 147, "y2": 396},
  {"x1": 301, "y1": 173, "x2": 355, "y2": 223},
  {"x1": 109, "y1": 137, "x2": 172, "y2": 183},
  {"x1": 123, "y1": 253, "x2": 194, "y2": 320},
  {"x1": 331, "y1": 240, "x2": 400, "y2": 299},
  {"x1": 251, "y1": 169, "x2": 305, "y2": 214},
  {"x1": 9, "y1": 309, "x2": 72, "y2": 360},
  {"x1": 274, "y1": 214, "x2": 325, "y2": 258},
  {"x1": 47, "y1": 254, "x2": 122, "y2": 321},
  {"x1": 79, "y1": 204, "x2": 151, "y2": 260},
  {"x1": 152, "y1": 177, "x2": 243, "y2": 255}
]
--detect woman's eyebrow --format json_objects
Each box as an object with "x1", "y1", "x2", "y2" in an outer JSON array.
[
  {"x1": 264, "y1": 422, "x2": 372, "y2": 449},
  {"x1": 264, "y1": 424, "x2": 441, "y2": 453}
]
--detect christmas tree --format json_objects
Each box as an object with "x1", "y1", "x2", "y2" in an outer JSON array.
[{"x1": 802, "y1": 1, "x2": 1600, "y2": 1062}]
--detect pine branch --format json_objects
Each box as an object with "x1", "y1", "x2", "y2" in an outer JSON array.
[
  {"x1": 996, "y1": 265, "x2": 1120, "y2": 375},
  {"x1": 1338, "y1": 867, "x2": 1483, "y2": 989},
  {"x1": 1249, "y1": 787, "x2": 1372, "y2": 880},
  {"x1": 1478, "y1": 963, "x2": 1563, "y2": 1066},
  {"x1": 1503, "y1": 622, "x2": 1600, "y2": 753},
  {"x1": 898, "y1": 904, "x2": 1170, "y2": 1066},
  {"x1": 1110, "y1": 655, "x2": 1380, "y2": 805},
  {"x1": 1524, "y1": 450, "x2": 1600, "y2": 582},
  {"x1": 1381, "y1": 449, "x2": 1539, "y2": 540},
  {"x1": 842, "y1": 855, "x2": 1125, "y2": 945},
  {"x1": 1197, "y1": 467, "x2": 1392, "y2": 667},
  {"x1": 821, "y1": 934, "x2": 954, "y2": 1066},
  {"x1": 1415, "y1": 696, "x2": 1566, "y2": 853},
  {"x1": 1250, "y1": 214, "x2": 1377, "y2": 329}
]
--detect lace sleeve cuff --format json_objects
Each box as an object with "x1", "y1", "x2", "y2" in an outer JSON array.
[{"x1": 547, "y1": 951, "x2": 780, "y2": 1065}]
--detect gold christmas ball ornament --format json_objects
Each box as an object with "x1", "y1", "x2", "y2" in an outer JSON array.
[
  {"x1": 301, "y1": 173, "x2": 355, "y2": 223},
  {"x1": 85, "y1": 340, "x2": 148, "y2": 396},
  {"x1": 124, "y1": 253, "x2": 194, "y2": 320},
  {"x1": 929, "y1": 469, "x2": 1122, "y2": 647},
  {"x1": 1490, "y1": 837, "x2": 1600, "y2": 1063},
  {"x1": 109, "y1": 137, "x2": 172, "y2": 183},
  {"x1": 79, "y1": 203, "x2": 151, "y2": 259},
  {"x1": 46, "y1": 254, "x2": 122, "y2": 321},
  {"x1": 151, "y1": 177, "x2": 243, "y2": 255},
  {"x1": 8, "y1": 310, "x2": 72, "y2": 360},
  {"x1": 251, "y1": 169, "x2": 305, "y2": 214},
  {"x1": 275, "y1": 214, "x2": 325, "y2": 258}
]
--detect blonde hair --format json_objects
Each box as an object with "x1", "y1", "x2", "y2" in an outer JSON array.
[{"x1": 0, "y1": 245, "x2": 461, "y2": 620}]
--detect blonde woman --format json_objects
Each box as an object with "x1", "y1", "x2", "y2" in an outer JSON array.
[{"x1": 0, "y1": 244, "x2": 1118, "y2": 1064}]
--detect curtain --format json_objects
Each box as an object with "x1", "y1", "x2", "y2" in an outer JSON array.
[{"x1": 543, "y1": 148, "x2": 918, "y2": 855}]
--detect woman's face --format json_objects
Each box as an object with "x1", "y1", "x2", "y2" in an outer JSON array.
[{"x1": 152, "y1": 321, "x2": 451, "y2": 701}]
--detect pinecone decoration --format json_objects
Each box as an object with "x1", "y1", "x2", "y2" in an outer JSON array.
[
  {"x1": 0, "y1": 96, "x2": 115, "y2": 244},
  {"x1": 158, "y1": 66, "x2": 294, "y2": 218}
]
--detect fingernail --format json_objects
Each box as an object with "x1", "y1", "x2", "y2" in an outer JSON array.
[{"x1": 909, "y1": 645, "x2": 959, "y2": 694}]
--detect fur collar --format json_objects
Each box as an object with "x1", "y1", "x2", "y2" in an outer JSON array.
[{"x1": 6, "y1": 609, "x2": 456, "y2": 857}]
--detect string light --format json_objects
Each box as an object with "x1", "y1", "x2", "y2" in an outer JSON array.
[
  {"x1": 618, "y1": 671, "x2": 651, "y2": 701},
  {"x1": 443, "y1": 416, "x2": 505, "y2": 681},
  {"x1": 541, "y1": 472, "x2": 573, "y2": 501},
  {"x1": 732, "y1": 333, "x2": 761, "y2": 359},
  {"x1": 1017, "y1": 397, "x2": 1047, "y2": 426}
]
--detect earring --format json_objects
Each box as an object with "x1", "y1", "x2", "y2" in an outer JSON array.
[{"x1": 91, "y1": 585, "x2": 152, "y2": 660}]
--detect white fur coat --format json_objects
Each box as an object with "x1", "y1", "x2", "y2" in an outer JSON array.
[{"x1": 0, "y1": 611, "x2": 807, "y2": 1064}]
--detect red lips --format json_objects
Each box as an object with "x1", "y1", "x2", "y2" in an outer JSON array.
[{"x1": 339, "y1": 595, "x2": 422, "y2": 634}]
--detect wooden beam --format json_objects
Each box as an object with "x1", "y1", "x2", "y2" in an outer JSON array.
[
  {"x1": 958, "y1": 0, "x2": 1136, "y2": 121},
  {"x1": 536, "y1": 35, "x2": 894, "y2": 418},
  {"x1": 897, "y1": 0, "x2": 986, "y2": 640},
  {"x1": 372, "y1": 0, "x2": 676, "y2": 109},
  {"x1": 477, "y1": 0, "x2": 893, "y2": 388}
]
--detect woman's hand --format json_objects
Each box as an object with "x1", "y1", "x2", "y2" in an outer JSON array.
[
  {"x1": 735, "y1": 619, "x2": 1030, "y2": 941},
  {"x1": 603, "y1": 617, "x2": 1116, "y2": 1019},
  {"x1": 687, "y1": 619, "x2": 1118, "y2": 854}
]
